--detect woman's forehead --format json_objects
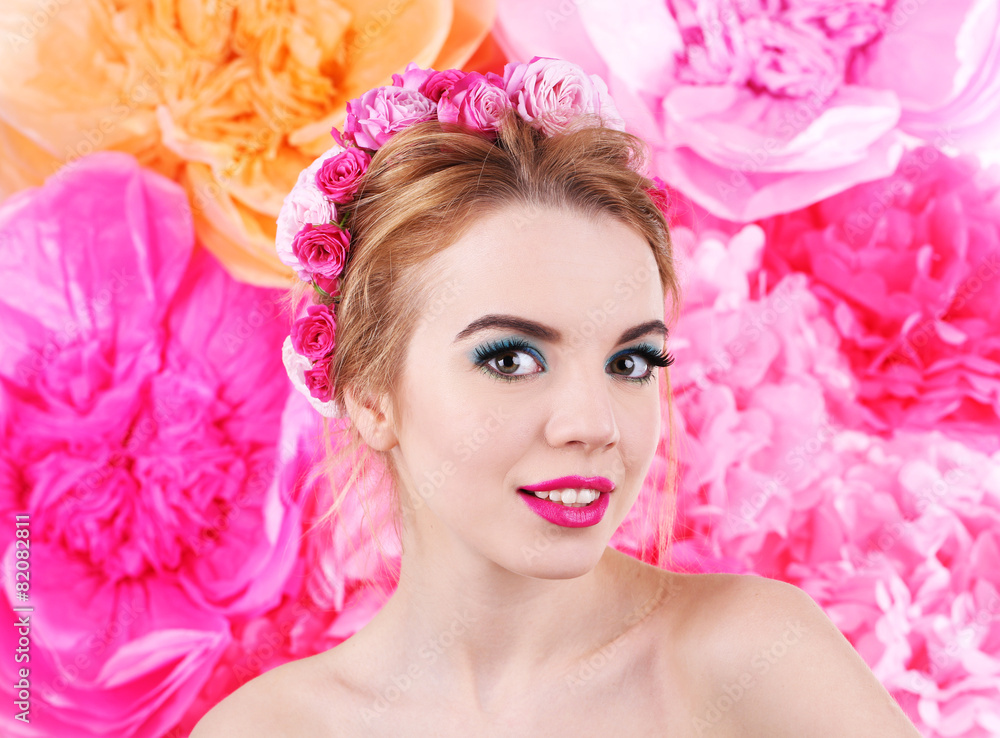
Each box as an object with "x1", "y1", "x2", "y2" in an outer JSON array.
[{"x1": 412, "y1": 208, "x2": 665, "y2": 345}]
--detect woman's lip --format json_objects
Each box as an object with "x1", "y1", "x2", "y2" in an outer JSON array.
[
  {"x1": 517, "y1": 490, "x2": 610, "y2": 528},
  {"x1": 518, "y1": 475, "x2": 615, "y2": 494}
]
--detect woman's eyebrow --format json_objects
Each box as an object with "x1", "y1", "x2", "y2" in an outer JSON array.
[{"x1": 453, "y1": 314, "x2": 668, "y2": 345}]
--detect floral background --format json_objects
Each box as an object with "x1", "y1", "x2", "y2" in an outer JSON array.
[{"x1": 0, "y1": 1, "x2": 998, "y2": 736}]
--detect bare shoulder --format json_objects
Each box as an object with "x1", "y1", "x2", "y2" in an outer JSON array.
[
  {"x1": 663, "y1": 572, "x2": 922, "y2": 737},
  {"x1": 190, "y1": 653, "x2": 347, "y2": 738}
]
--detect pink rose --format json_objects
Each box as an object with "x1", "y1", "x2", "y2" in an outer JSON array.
[
  {"x1": 315, "y1": 147, "x2": 371, "y2": 203},
  {"x1": 502, "y1": 56, "x2": 623, "y2": 135},
  {"x1": 646, "y1": 175, "x2": 672, "y2": 219},
  {"x1": 290, "y1": 304, "x2": 337, "y2": 360},
  {"x1": 421, "y1": 68, "x2": 466, "y2": 102},
  {"x1": 391, "y1": 61, "x2": 435, "y2": 91},
  {"x1": 313, "y1": 272, "x2": 339, "y2": 297},
  {"x1": 303, "y1": 355, "x2": 334, "y2": 401},
  {"x1": 437, "y1": 72, "x2": 513, "y2": 132},
  {"x1": 344, "y1": 86, "x2": 437, "y2": 150},
  {"x1": 275, "y1": 146, "x2": 342, "y2": 279},
  {"x1": 290, "y1": 223, "x2": 350, "y2": 278}
]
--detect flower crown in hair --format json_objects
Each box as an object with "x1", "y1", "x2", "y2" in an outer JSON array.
[{"x1": 276, "y1": 56, "x2": 672, "y2": 418}]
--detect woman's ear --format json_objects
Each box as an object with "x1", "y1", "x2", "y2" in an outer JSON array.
[{"x1": 343, "y1": 385, "x2": 398, "y2": 451}]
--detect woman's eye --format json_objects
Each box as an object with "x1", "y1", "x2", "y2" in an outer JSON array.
[
  {"x1": 609, "y1": 353, "x2": 651, "y2": 380},
  {"x1": 486, "y1": 349, "x2": 543, "y2": 379}
]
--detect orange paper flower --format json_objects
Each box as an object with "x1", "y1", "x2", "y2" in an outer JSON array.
[{"x1": 0, "y1": 0, "x2": 495, "y2": 285}]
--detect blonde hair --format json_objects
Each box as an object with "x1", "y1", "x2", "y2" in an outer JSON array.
[{"x1": 291, "y1": 108, "x2": 683, "y2": 579}]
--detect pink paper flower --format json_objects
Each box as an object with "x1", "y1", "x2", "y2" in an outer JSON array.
[
  {"x1": 502, "y1": 55, "x2": 626, "y2": 135},
  {"x1": 437, "y1": 72, "x2": 513, "y2": 132},
  {"x1": 664, "y1": 220, "x2": 1000, "y2": 735},
  {"x1": 344, "y1": 85, "x2": 437, "y2": 150},
  {"x1": 290, "y1": 305, "x2": 337, "y2": 360},
  {"x1": 0, "y1": 152, "x2": 303, "y2": 736},
  {"x1": 175, "y1": 394, "x2": 399, "y2": 731},
  {"x1": 314, "y1": 147, "x2": 371, "y2": 203},
  {"x1": 291, "y1": 223, "x2": 351, "y2": 279},
  {"x1": 758, "y1": 147, "x2": 1000, "y2": 454},
  {"x1": 493, "y1": 0, "x2": 1000, "y2": 220}
]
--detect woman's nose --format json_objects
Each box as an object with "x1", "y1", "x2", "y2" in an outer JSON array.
[{"x1": 542, "y1": 361, "x2": 621, "y2": 451}]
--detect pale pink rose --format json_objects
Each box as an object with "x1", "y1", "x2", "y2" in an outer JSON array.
[
  {"x1": 344, "y1": 86, "x2": 437, "y2": 150},
  {"x1": 280, "y1": 337, "x2": 341, "y2": 418},
  {"x1": 0, "y1": 152, "x2": 303, "y2": 736},
  {"x1": 502, "y1": 56, "x2": 625, "y2": 135},
  {"x1": 437, "y1": 72, "x2": 513, "y2": 132},
  {"x1": 315, "y1": 147, "x2": 371, "y2": 203},
  {"x1": 758, "y1": 147, "x2": 1000, "y2": 454},
  {"x1": 275, "y1": 146, "x2": 341, "y2": 280},
  {"x1": 494, "y1": 0, "x2": 1000, "y2": 220},
  {"x1": 290, "y1": 304, "x2": 337, "y2": 360}
]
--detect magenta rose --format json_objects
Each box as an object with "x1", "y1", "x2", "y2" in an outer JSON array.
[
  {"x1": 313, "y1": 272, "x2": 339, "y2": 297},
  {"x1": 303, "y1": 355, "x2": 334, "y2": 401},
  {"x1": 291, "y1": 222, "x2": 350, "y2": 278},
  {"x1": 421, "y1": 68, "x2": 465, "y2": 102},
  {"x1": 344, "y1": 85, "x2": 437, "y2": 150},
  {"x1": 315, "y1": 147, "x2": 371, "y2": 203},
  {"x1": 290, "y1": 304, "x2": 337, "y2": 360},
  {"x1": 437, "y1": 72, "x2": 513, "y2": 133},
  {"x1": 646, "y1": 176, "x2": 672, "y2": 219}
]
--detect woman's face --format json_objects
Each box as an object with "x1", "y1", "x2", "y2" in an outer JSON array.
[{"x1": 388, "y1": 202, "x2": 668, "y2": 579}]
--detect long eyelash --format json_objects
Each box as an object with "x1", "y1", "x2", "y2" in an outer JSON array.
[
  {"x1": 473, "y1": 336, "x2": 534, "y2": 363},
  {"x1": 620, "y1": 343, "x2": 675, "y2": 385},
  {"x1": 474, "y1": 338, "x2": 675, "y2": 385},
  {"x1": 474, "y1": 337, "x2": 539, "y2": 383}
]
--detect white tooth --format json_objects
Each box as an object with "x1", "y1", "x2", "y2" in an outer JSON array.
[
  {"x1": 578, "y1": 489, "x2": 598, "y2": 504},
  {"x1": 548, "y1": 490, "x2": 563, "y2": 503},
  {"x1": 560, "y1": 489, "x2": 578, "y2": 504},
  {"x1": 532, "y1": 490, "x2": 550, "y2": 500}
]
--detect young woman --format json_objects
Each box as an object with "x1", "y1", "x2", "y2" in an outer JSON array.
[{"x1": 193, "y1": 58, "x2": 924, "y2": 737}]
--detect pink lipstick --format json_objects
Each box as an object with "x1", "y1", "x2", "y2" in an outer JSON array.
[{"x1": 517, "y1": 475, "x2": 615, "y2": 528}]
